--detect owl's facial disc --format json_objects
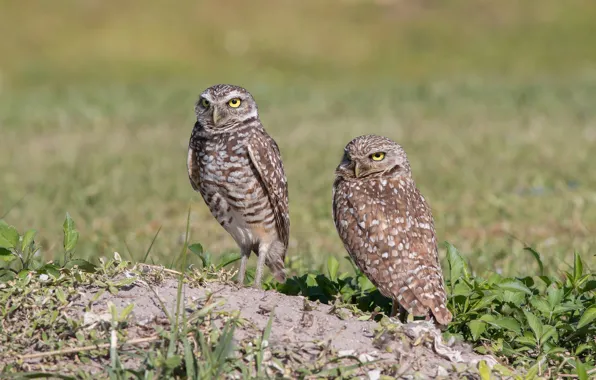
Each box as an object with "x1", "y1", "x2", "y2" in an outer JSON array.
[
  {"x1": 337, "y1": 135, "x2": 411, "y2": 180},
  {"x1": 195, "y1": 86, "x2": 259, "y2": 130},
  {"x1": 338, "y1": 150, "x2": 403, "y2": 179}
]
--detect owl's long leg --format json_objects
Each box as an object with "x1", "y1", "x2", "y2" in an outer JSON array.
[
  {"x1": 390, "y1": 301, "x2": 399, "y2": 318},
  {"x1": 237, "y1": 246, "x2": 251, "y2": 286},
  {"x1": 253, "y1": 242, "x2": 271, "y2": 288},
  {"x1": 391, "y1": 301, "x2": 409, "y2": 323}
]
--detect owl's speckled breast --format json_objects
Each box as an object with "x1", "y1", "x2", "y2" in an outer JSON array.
[{"x1": 195, "y1": 134, "x2": 272, "y2": 248}]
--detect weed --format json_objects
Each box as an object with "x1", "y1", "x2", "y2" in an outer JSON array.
[
  {"x1": 444, "y1": 244, "x2": 595, "y2": 378},
  {"x1": 0, "y1": 215, "x2": 96, "y2": 281},
  {"x1": 5, "y1": 214, "x2": 593, "y2": 378}
]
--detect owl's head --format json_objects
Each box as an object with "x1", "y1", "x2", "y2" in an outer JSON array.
[
  {"x1": 195, "y1": 84, "x2": 259, "y2": 132},
  {"x1": 335, "y1": 135, "x2": 412, "y2": 180}
]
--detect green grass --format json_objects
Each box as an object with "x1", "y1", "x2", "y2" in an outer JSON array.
[
  {"x1": 2, "y1": 0, "x2": 596, "y2": 278},
  {"x1": 1, "y1": 215, "x2": 594, "y2": 378}
]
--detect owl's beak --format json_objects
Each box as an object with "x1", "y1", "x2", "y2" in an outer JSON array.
[
  {"x1": 212, "y1": 107, "x2": 221, "y2": 124},
  {"x1": 354, "y1": 162, "x2": 361, "y2": 178}
]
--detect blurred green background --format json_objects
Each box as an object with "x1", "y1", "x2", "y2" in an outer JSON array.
[{"x1": 1, "y1": 0, "x2": 595, "y2": 277}]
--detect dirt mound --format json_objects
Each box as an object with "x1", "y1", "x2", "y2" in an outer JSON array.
[
  {"x1": 71, "y1": 275, "x2": 497, "y2": 378},
  {"x1": 2, "y1": 261, "x2": 505, "y2": 378}
]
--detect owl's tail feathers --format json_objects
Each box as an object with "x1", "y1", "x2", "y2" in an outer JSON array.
[
  {"x1": 266, "y1": 241, "x2": 287, "y2": 283},
  {"x1": 398, "y1": 282, "x2": 453, "y2": 326},
  {"x1": 430, "y1": 305, "x2": 453, "y2": 326},
  {"x1": 272, "y1": 266, "x2": 287, "y2": 283},
  {"x1": 422, "y1": 284, "x2": 453, "y2": 326},
  {"x1": 266, "y1": 260, "x2": 286, "y2": 283},
  {"x1": 420, "y1": 293, "x2": 453, "y2": 326}
]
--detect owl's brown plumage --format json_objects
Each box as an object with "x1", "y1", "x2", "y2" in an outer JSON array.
[
  {"x1": 332, "y1": 135, "x2": 452, "y2": 325},
  {"x1": 187, "y1": 84, "x2": 289, "y2": 288}
]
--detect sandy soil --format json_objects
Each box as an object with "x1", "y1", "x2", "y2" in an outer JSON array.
[{"x1": 65, "y1": 275, "x2": 501, "y2": 379}]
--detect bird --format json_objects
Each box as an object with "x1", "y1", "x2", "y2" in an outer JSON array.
[
  {"x1": 187, "y1": 84, "x2": 289, "y2": 288},
  {"x1": 332, "y1": 134, "x2": 452, "y2": 326}
]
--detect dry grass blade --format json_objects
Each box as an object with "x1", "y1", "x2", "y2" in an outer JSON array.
[
  {"x1": 17, "y1": 336, "x2": 160, "y2": 361},
  {"x1": 137, "y1": 263, "x2": 182, "y2": 276}
]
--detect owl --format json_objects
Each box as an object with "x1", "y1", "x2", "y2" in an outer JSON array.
[
  {"x1": 332, "y1": 134, "x2": 452, "y2": 325},
  {"x1": 187, "y1": 84, "x2": 289, "y2": 288}
]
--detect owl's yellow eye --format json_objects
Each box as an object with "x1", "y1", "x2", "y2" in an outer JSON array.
[
  {"x1": 228, "y1": 98, "x2": 241, "y2": 108},
  {"x1": 371, "y1": 152, "x2": 385, "y2": 161},
  {"x1": 200, "y1": 98, "x2": 210, "y2": 108}
]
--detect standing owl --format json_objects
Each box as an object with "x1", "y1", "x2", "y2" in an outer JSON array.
[
  {"x1": 332, "y1": 135, "x2": 452, "y2": 325},
  {"x1": 187, "y1": 84, "x2": 289, "y2": 288}
]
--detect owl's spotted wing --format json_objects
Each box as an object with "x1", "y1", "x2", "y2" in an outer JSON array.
[
  {"x1": 246, "y1": 132, "x2": 290, "y2": 249},
  {"x1": 410, "y1": 193, "x2": 452, "y2": 325},
  {"x1": 333, "y1": 177, "x2": 451, "y2": 325},
  {"x1": 377, "y1": 181, "x2": 451, "y2": 325}
]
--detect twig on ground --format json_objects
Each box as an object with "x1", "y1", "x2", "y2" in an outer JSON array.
[
  {"x1": 137, "y1": 263, "x2": 182, "y2": 276},
  {"x1": 17, "y1": 336, "x2": 160, "y2": 361}
]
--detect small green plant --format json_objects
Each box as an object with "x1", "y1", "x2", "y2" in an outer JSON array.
[
  {"x1": 0, "y1": 214, "x2": 96, "y2": 283},
  {"x1": 185, "y1": 319, "x2": 237, "y2": 379},
  {"x1": 444, "y1": 243, "x2": 595, "y2": 377},
  {"x1": 0, "y1": 219, "x2": 41, "y2": 279},
  {"x1": 267, "y1": 255, "x2": 390, "y2": 317},
  {"x1": 188, "y1": 243, "x2": 241, "y2": 273}
]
